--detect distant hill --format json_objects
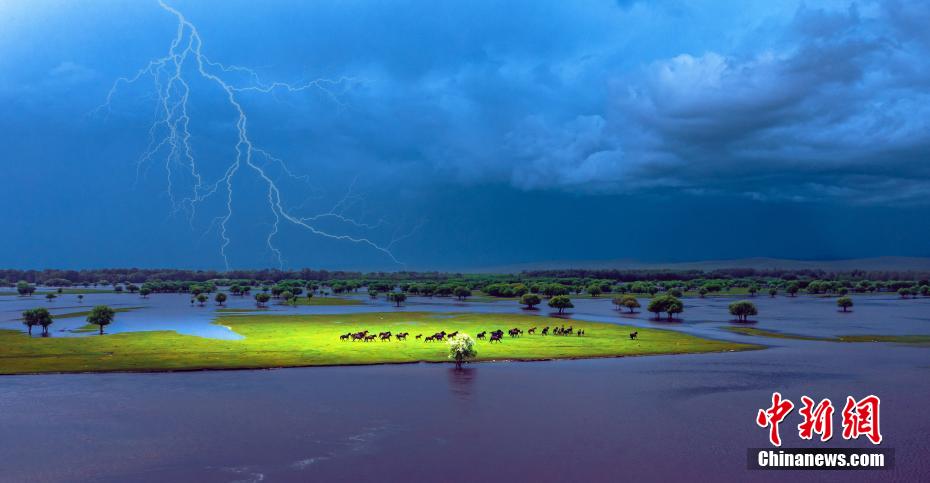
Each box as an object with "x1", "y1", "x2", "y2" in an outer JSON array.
[{"x1": 475, "y1": 256, "x2": 930, "y2": 274}]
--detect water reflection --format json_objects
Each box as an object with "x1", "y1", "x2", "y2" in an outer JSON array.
[{"x1": 447, "y1": 366, "x2": 477, "y2": 401}]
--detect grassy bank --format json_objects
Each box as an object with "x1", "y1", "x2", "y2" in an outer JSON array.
[
  {"x1": 725, "y1": 326, "x2": 930, "y2": 346},
  {"x1": 0, "y1": 312, "x2": 759, "y2": 375}
]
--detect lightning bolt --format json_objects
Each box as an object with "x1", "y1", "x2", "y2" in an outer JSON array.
[{"x1": 97, "y1": 0, "x2": 407, "y2": 269}]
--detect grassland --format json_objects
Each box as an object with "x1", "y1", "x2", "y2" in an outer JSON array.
[
  {"x1": 725, "y1": 326, "x2": 930, "y2": 346},
  {"x1": 292, "y1": 296, "x2": 363, "y2": 306},
  {"x1": 0, "y1": 312, "x2": 759, "y2": 375}
]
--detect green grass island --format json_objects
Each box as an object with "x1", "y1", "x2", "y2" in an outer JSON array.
[{"x1": 0, "y1": 312, "x2": 760, "y2": 375}]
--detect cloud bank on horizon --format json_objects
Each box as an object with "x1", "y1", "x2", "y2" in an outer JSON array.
[{"x1": 1, "y1": 0, "x2": 928, "y2": 269}]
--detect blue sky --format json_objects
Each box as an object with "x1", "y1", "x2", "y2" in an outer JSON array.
[{"x1": 1, "y1": 0, "x2": 929, "y2": 270}]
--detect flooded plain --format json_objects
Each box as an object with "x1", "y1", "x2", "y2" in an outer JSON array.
[{"x1": 1, "y1": 291, "x2": 928, "y2": 482}]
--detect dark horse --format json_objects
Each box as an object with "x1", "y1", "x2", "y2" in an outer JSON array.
[{"x1": 629, "y1": 331, "x2": 638, "y2": 340}]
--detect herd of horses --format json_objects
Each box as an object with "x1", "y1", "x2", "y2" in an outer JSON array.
[{"x1": 336, "y1": 325, "x2": 617, "y2": 343}]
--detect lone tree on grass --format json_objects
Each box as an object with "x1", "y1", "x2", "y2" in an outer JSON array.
[
  {"x1": 786, "y1": 282, "x2": 800, "y2": 297},
  {"x1": 140, "y1": 287, "x2": 152, "y2": 298},
  {"x1": 388, "y1": 292, "x2": 407, "y2": 307},
  {"x1": 368, "y1": 289, "x2": 379, "y2": 300},
  {"x1": 196, "y1": 293, "x2": 208, "y2": 306},
  {"x1": 87, "y1": 305, "x2": 115, "y2": 335},
  {"x1": 837, "y1": 296, "x2": 854, "y2": 312},
  {"x1": 454, "y1": 286, "x2": 472, "y2": 301},
  {"x1": 215, "y1": 292, "x2": 227, "y2": 306},
  {"x1": 749, "y1": 285, "x2": 759, "y2": 297},
  {"x1": 613, "y1": 294, "x2": 640, "y2": 313},
  {"x1": 728, "y1": 300, "x2": 758, "y2": 322},
  {"x1": 548, "y1": 295, "x2": 573, "y2": 314},
  {"x1": 255, "y1": 293, "x2": 271, "y2": 308},
  {"x1": 587, "y1": 284, "x2": 602, "y2": 297},
  {"x1": 448, "y1": 333, "x2": 478, "y2": 369},
  {"x1": 520, "y1": 293, "x2": 541, "y2": 309},
  {"x1": 45, "y1": 293, "x2": 56, "y2": 302},
  {"x1": 768, "y1": 287, "x2": 777, "y2": 297}
]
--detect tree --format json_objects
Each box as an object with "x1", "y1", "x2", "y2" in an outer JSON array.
[
  {"x1": 87, "y1": 305, "x2": 115, "y2": 335},
  {"x1": 388, "y1": 292, "x2": 407, "y2": 307},
  {"x1": 255, "y1": 293, "x2": 271, "y2": 307},
  {"x1": 768, "y1": 287, "x2": 777, "y2": 297},
  {"x1": 16, "y1": 281, "x2": 35, "y2": 297},
  {"x1": 667, "y1": 288, "x2": 683, "y2": 298},
  {"x1": 126, "y1": 284, "x2": 139, "y2": 293},
  {"x1": 548, "y1": 295, "x2": 573, "y2": 314},
  {"x1": 453, "y1": 286, "x2": 472, "y2": 301},
  {"x1": 45, "y1": 293, "x2": 56, "y2": 302},
  {"x1": 230, "y1": 285, "x2": 242, "y2": 296},
  {"x1": 837, "y1": 296, "x2": 853, "y2": 312},
  {"x1": 786, "y1": 282, "x2": 800, "y2": 297},
  {"x1": 447, "y1": 333, "x2": 477, "y2": 369},
  {"x1": 587, "y1": 284, "x2": 602, "y2": 297},
  {"x1": 140, "y1": 287, "x2": 152, "y2": 298},
  {"x1": 279, "y1": 291, "x2": 294, "y2": 305},
  {"x1": 368, "y1": 289, "x2": 379, "y2": 299},
  {"x1": 35, "y1": 308, "x2": 53, "y2": 335},
  {"x1": 114, "y1": 284, "x2": 124, "y2": 293},
  {"x1": 647, "y1": 297, "x2": 666, "y2": 320},
  {"x1": 215, "y1": 292, "x2": 227, "y2": 306},
  {"x1": 22, "y1": 309, "x2": 38, "y2": 335},
  {"x1": 665, "y1": 297, "x2": 683, "y2": 321},
  {"x1": 748, "y1": 285, "x2": 759, "y2": 297},
  {"x1": 698, "y1": 287, "x2": 708, "y2": 298},
  {"x1": 898, "y1": 287, "x2": 912, "y2": 299},
  {"x1": 196, "y1": 293, "x2": 208, "y2": 306},
  {"x1": 920, "y1": 285, "x2": 930, "y2": 297},
  {"x1": 728, "y1": 300, "x2": 758, "y2": 322},
  {"x1": 613, "y1": 294, "x2": 640, "y2": 313},
  {"x1": 520, "y1": 293, "x2": 541, "y2": 309},
  {"x1": 77, "y1": 294, "x2": 84, "y2": 303}
]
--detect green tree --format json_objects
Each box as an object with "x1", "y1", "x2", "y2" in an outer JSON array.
[
  {"x1": 16, "y1": 281, "x2": 35, "y2": 297},
  {"x1": 728, "y1": 300, "x2": 758, "y2": 322},
  {"x1": 667, "y1": 288, "x2": 683, "y2": 298},
  {"x1": 768, "y1": 287, "x2": 777, "y2": 297},
  {"x1": 388, "y1": 292, "x2": 407, "y2": 307},
  {"x1": 255, "y1": 293, "x2": 271, "y2": 308},
  {"x1": 45, "y1": 293, "x2": 56, "y2": 302},
  {"x1": 698, "y1": 287, "x2": 708, "y2": 298},
  {"x1": 920, "y1": 285, "x2": 930, "y2": 297},
  {"x1": 898, "y1": 287, "x2": 912, "y2": 299},
  {"x1": 587, "y1": 284, "x2": 602, "y2": 297},
  {"x1": 279, "y1": 291, "x2": 294, "y2": 305},
  {"x1": 126, "y1": 284, "x2": 139, "y2": 293},
  {"x1": 548, "y1": 295, "x2": 573, "y2": 314},
  {"x1": 139, "y1": 287, "x2": 152, "y2": 298},
  {"x1": 748, "y1": 285, "x2": 759, "y2": 297},
  {"x1": 613, "y1": 294, "x2": 640, "y2": 313},
  {"x1": 21, "y1": 309, "x2": 38, "y2": 335},
  {"x1": 368, "y1": 289, "x2": 379, "y2": 299},
  {"x1": 87, "y1": 305, "x2": 115, "y2": 335},
  {"x1": 453, "y1": 286, "x2": 472, "y2": 301},
  {"x1": 837, "y1": 296, "x2": 853, "y2": 312},
  {"x1": 215, "y1": 292, "x2": 227, "y2": 306},
  {"x1": 34, "y1": 308, "x2": 53, "y2": 335},
  {"x1": 520, "y1": 293, "x2": 541, "y2": 309},
  {"x1": 665, "y1": 297, "x2": 683, "y2": 321},
  {"x1": 196, "y1": 293, "x2": 208, "y2": 306},
  {"x1": 786, "y1": 282, "x2": 800, "y2": 297}
]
